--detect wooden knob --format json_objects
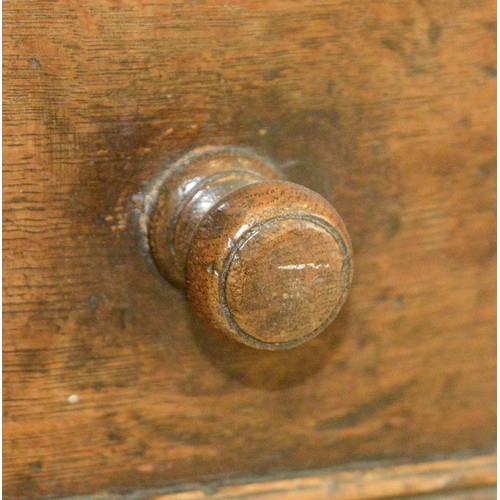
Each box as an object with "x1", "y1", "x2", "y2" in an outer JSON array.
[{"x1": 148, "y1": 146, "x2": 353, "y2": 350}]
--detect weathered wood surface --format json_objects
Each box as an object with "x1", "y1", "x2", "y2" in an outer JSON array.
[{"x1": 3, "y1": 0, "x2": 496, "y2": 497}]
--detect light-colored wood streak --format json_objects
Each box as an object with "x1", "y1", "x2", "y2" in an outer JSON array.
[{"x1": 67, "y1": 453, "x2": 497, "y2": 499}]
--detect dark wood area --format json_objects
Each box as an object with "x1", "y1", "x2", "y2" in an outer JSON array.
[{"x1": 3, "y1": 0, "x2": 496, "y2": 498}]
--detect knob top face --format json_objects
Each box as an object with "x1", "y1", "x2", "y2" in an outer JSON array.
[
  {"x1": 224, "y1": 216, "x2": 349, "y2": 345},
  {"x1": 186, "y1": 181, "x2": 353, "y2": 350}
]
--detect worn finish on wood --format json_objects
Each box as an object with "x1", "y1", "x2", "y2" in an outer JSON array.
[
  {"x1": 153, "y1": 453, "x2": 497, "y2": 500},
  {"x1": 148, "y1": 146, "x2": 353, "y2": 349},
  {"x1": 3, "y1": 0, "x2": 496, "y2": 497}
]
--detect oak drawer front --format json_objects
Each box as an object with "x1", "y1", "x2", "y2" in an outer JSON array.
[{"x1": 3, "y1": 0, "x2": 496, "y2": 497}]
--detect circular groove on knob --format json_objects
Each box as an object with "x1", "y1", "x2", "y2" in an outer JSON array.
[
  {"x1": 168, "y1": 170, "x2": 268, "y2": 263},
  {"x1": 219, "y1": 214, "x2": 352, "y2": 349}
]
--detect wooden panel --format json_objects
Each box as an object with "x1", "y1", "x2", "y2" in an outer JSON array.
[{"x1": 3, "y1": 0, "x2": 496, "y2": 497}]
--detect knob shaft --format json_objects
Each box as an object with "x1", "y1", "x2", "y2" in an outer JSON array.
[{"x1": 148, "y1": 146, "x2": 353, "y2": 350}]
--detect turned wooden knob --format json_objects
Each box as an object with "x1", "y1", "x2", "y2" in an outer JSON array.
[{"x1": 148, "y1": 146, "x2": 353, "y2": 350}]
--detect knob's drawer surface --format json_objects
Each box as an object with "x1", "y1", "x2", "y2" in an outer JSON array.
[{"x1": 3, "y1": 0, "x2": 495, "y2": 498}]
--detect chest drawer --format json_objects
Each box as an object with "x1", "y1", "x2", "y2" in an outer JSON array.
[{"x1": 3, "y1": 0, "x2": 496, "y2": 497}]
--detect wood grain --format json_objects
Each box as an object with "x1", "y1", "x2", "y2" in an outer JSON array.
[{"x1": 3, "y1": 0, "x2": 496, "y2": 497}]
